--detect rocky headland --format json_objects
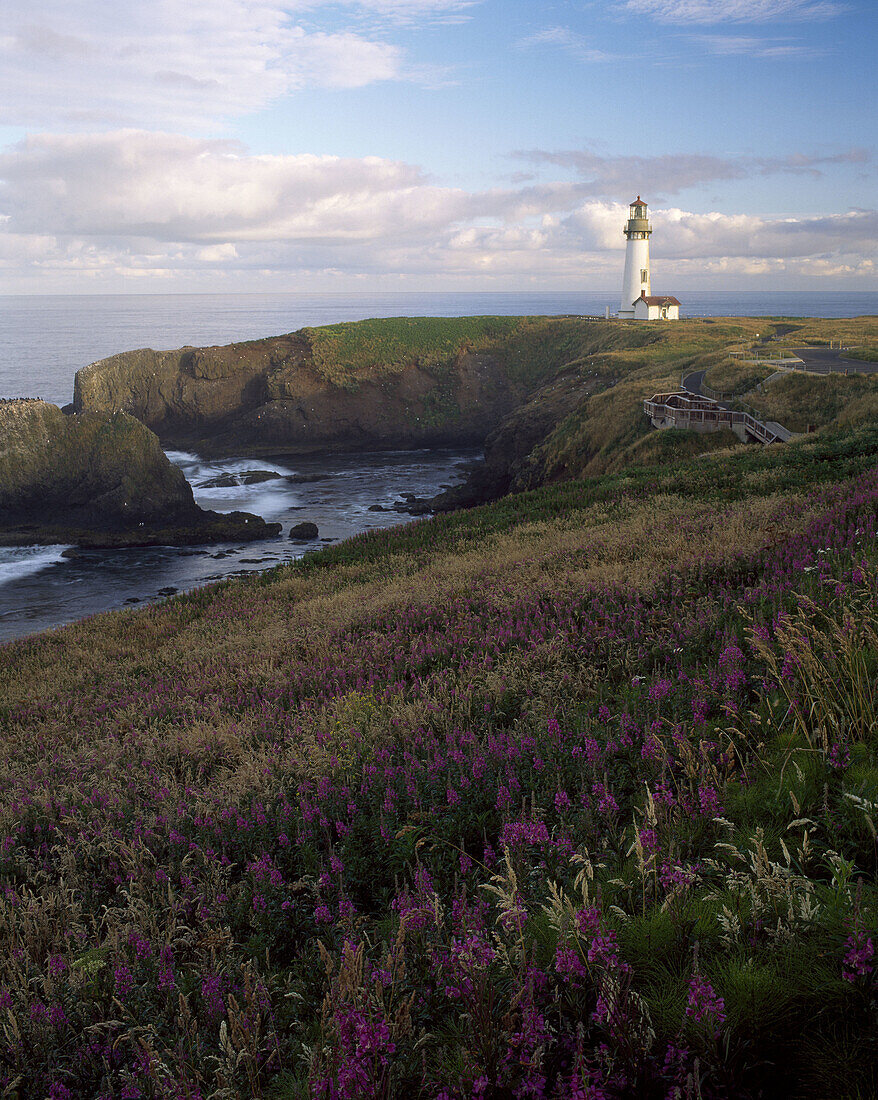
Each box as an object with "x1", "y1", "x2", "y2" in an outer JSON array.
[
  {"x1": 71, "y1": 316, "x2": 634, "y2": 506},
  {"x1": 69, "y1": 314, "x2": 878, "y2": 515},
  {"x1": 72, "y1": 327, "x2": 520, "y2": 457},
  {"x1": 0, "y1": 399, "x2": 281, "y2": 547}
]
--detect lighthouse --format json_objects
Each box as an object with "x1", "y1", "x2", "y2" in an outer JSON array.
[
  {"x1": 618, "y1": 196, "x2": 651, "y2": 318},
  {"x1": 617, "y1": 197, "x2": 681, "y2": 320}
]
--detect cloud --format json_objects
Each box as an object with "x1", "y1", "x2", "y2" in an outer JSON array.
[
  {"x1": 0, "y1": 131, "x2": 611, "y2": 248},
  {"x1": 693, "y1": 33, "x2": 818, "y2": 55},
  {"x1": 0, "y1": 130, "x2": 873, "y2": 288},
  {"x1": 516, "y1": 27, "x2": 621, "y2": 63},
  {"x1": 0, "y1": 131, "x2": 448, "y2": 240},
  {"x1": 283, "y1": 28, "x2": 402, "y2": 88},
  {"x1": 617, "y1": 0, "x2": 845, "y2": 22},
  {"x1": 513, "y1": 147, "x2": 871, "y2": 196},
  {"x1": 0, "y1": 0, "x2": 423, "y2": 129},
  {"x1": 197, "y1": 243, "x2": 239, "y2": 262},
  {"x1": 563, "y1": 201, "x2": 878, "y2": 261},
  {"x1": 303, "y1": 0, "x2": 479, "y2": 19}
]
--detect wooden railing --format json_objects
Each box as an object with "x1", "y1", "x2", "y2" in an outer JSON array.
[
  {"x1": 643, "y1": 392, "x2": 783, "y2": 444},
  {"x1": 728, "y1": 349, "x2": 803, "y2": 367}
]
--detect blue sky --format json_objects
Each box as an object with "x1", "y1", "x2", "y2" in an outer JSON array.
[{"x1": 0, "y1": 0, "x2": 874, "y2": 292}]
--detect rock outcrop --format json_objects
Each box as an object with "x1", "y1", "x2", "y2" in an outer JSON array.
[
  {"x1": 432, "y1": 372, "x2": 614, "y2": 509},
  {"x1": 71, "y1": 316, "x2": 682, "y2": 509},
  {"x1": 289, "y1": 521, "x2": 319, "y2": 541},
  {"x1": 0, "y1": 400, "x2": 281, "y2": 547},
  {"x1": 73, "y1": 333, "x2": 520, "y2": 457}
]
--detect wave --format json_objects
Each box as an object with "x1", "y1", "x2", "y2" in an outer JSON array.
[
  {"x1": 0, "y1": 545, "x2": 73, "y2": 588},
  {"x1": 166, "y1": 451, "x2": 296, "y2": 485},
  {"x1": 165, "y1": 450, "x2": 302, "y2": 521}
]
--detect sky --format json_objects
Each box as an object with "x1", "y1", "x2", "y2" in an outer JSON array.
[{"x1": 0, "y1": 0, "x2": 875, "y2": 294}]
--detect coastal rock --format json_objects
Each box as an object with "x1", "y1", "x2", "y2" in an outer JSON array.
[
  {"x1": 70, "y1": 317, "x2": 644, "y2": 505},
  {"x1": 391, "y1": 497, "x2": 432, "y2": 515},
  {"x1": 73, "y1": 331, "x2": 520, "y2": 457},
  {"x1": 0, "y1": 400, "x2": 282, "y2": 547},
  {"x1": 289, "y1": 521, "x2": 319, "y2": 540},
  {"x1": 432, "y1": 372, "x2": 614, "y2": 509},
  {"x1": 199, "y1": 470, "x2": 282, "y2": 488}
]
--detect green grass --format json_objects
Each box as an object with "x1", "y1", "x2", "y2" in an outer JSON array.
[
  {"x1": 744, "y1": 371, "x2": 878, "y2": 432},
  {"x1": 301, "y1": 315, "x2": 529, "y2": 386},
  {"x1": 704, "y1": 359, "x2": 774, "y2": 396},
  {"x1": 847, "y1": 346, "x2": 878, "y2": 363}
]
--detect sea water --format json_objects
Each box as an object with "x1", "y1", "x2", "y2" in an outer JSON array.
[
  {"x1": 1, "y1": 290, "x2": 876, "y2": 641},
  {"x1": 0, "y1": 447, "x2": 477, "y2": 641}
]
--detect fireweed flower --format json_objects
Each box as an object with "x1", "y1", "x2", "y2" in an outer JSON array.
[
  {"x1": 685, "y1": 974, "x2": 726, "y2": 1032},
  {"x1": 500, "y1": 819, "x2": 550, "y2": 849},
  {"x1": 842, "y1": 929, "x2": 875, "y2": 983},
  {"x1": 157, "y1": 947, "x2": 176, "y2": 992},
  {"x1": 113, "y1": 966, "x2": 134, "y2": 1002},
  {"x1": 638, "y1": 827, "x2": 658, "y2": 854},
  {"x1": 829, "y1": 743, "x2": 851, "y2": 769},
  {"x1": 201, "y1": 973, "x2": 225, "y2": 1020},
  {"x1": 47, "y1": 954, "x2": 67, "y2": 978},
  {"x1": 649, "y1": 677, "x2": 672, "y2": 701}
]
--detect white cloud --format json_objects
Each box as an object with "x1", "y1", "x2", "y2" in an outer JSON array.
[
  {"x1": 197, "y1": 243, "x2": 239, "y2": 261},
  {"x1": 513, "y1": 147, "x2": 870, "y2": 196},
  {"x1": 562, "y1": 201, "x2": 878, "y2": 261},
  {"x1": 694, "y1": 33, "x2": 818, "y2": 55},
  {"x1": 0, "y1": 130, "x2": 873, "y2": 289},
  {"x1": 299, "y1": 0, "x2": 478, "y2": 18},
  {"x1": 0, "y1": 130, "x2": 463, "y2": 240},
  {"x1": 0, "y1": 0, "x2": 414, "y2": 129},
  {"x1": 282, "y1": 28, "x2": 402, "y2": 88},
  {"x1": 618, "y1": 0, "x2": 844, "y2": 22},
  {"x1": 516, "y1": 27, "x2": 621, "y2": 63}
]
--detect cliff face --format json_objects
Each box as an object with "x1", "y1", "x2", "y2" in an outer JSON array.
[
  {"x1": 0, "y1": 400, "x2": 281, "y2": 546},
  {"x1": 73, "y1": 333, "x2": 519, "y2": 456},
  {"x1": 431, "y1": 372, "x2": 616, "y2": 509}
]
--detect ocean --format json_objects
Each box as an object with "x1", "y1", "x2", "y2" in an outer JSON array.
[{"x1": 1, "y1": 289, "x2": 876, "y2": 641}]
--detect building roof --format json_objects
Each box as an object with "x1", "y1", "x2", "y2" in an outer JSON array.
[
  {"x1": 630, "y1": 196, "x2": 647, "y2": 207},
  {"x1": 636, "y1": 294, "x2": 681, "y2": 306}
]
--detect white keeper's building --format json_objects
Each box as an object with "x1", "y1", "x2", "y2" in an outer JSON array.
[
  {"x1": 617, "y1": 196, "x2": 681, "y2": 320},
  {"x1": 633, "y1": 293, "x2": 681, "y2": 321}
]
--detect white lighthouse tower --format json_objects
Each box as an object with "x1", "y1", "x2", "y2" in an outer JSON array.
[
  {"x1": 618, "y1": 196, "x2": 651, "y2": 318},
  {"x1": 617, "y1": 196, "x2": 681, "y2": 320}
]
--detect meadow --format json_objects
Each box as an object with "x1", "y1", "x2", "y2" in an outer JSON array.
[
  {"x1": 744, "y1": 373, "x2": 878, "y2": 435},
  {"x1": 0, "y1": 420, "x2": 877, "y2": 1097}
]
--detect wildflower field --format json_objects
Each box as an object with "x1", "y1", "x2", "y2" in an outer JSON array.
[{"x1": 1, "y1": 425, "x2": 877, "y2": 1098}]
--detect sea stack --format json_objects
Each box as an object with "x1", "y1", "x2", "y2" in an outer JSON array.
[{"x1": 0, "y1": 399, "x2": 282, "y2": 547}]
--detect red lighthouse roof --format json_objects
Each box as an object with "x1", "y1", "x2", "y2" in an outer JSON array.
[{"x1": 630, "y1": 195, "x2": 647, "y2": 206}]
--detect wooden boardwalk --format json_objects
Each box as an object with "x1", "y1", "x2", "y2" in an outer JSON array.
[{"x1": 643, "y1": 391, "x2": 789, "y2": 444}]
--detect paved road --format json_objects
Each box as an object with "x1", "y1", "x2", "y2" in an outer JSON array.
[
  {"x1": 682, "y1": 369, "x2": 705, "y2": 395},
  {"x1": 682, "y1": 369, "x2": 732, "y2": 407},
  {"x1": 788, "y1": 347, "x2": 878, "y2": 374}
]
